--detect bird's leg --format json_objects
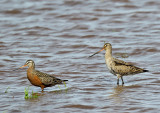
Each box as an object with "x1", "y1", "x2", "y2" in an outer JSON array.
[
  {"x1": 41, "y1": 85, "x2": 45, "y2": 92},
  {"x1": 117, "y1": 78, "x2": 119, "y2": 85},
  {"x1": 121, "y1": 76, "x2": 124, "y2": 85},
  {"x1": 116, "y1": 74, "x2": 121, "y2": 85}
]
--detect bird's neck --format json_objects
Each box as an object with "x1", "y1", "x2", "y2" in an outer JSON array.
[
  {"x1": 105, "y1": 47, "x2": 112, "y2": 59},
  {"x1": 27, "y1": 65, "x2": 36, "y2": 79},
  {"x1": 27, "y1": 65, "x2": 35, "y2": 72}
]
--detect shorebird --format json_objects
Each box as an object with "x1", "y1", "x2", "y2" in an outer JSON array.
[
  {"x1": 20, "y1": 60, "x2": 68, "y2": 91},
  {"x1": 89, "y1": 43, "x2": 148, "y2": 85}
]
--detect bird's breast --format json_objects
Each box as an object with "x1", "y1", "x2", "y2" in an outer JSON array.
[
  {"x1": 27, "y1": 69, "x2": 42, "y2": 87},
  {"x1": 105, "y1": 58, "x2": 113, "y2": 71},
  {"x1": 105, "y1": 59, "x2": 117, "y2": 75}
]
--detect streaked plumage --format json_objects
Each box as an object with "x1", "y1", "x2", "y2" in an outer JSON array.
[
  {"x1": 89, "y1": 43, "x2": 148, "y2": 85},
  {"x1": 20, "y1": 60, "x2": 68, "y2": 91}
]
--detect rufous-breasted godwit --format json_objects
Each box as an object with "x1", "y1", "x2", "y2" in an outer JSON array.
[{"x1": 20, "y1": 60, "x2": 68, "y2": 91}]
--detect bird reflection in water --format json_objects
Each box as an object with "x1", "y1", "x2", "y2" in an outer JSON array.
[{"x1": 109, "y1": 85, "x2": 125, "y2": 103}]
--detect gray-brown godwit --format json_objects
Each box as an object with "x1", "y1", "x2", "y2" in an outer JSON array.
[
  {"x1": 89, "y1": 43, "x2": 148, "y2": 85},
  {"x1": 20, "y1": 60, "x2": 68, "y2": 91}
]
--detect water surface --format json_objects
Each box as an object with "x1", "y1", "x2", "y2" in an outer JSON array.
[{"x1": 0, "y1": 0, "x2": 160, "y2": 112}]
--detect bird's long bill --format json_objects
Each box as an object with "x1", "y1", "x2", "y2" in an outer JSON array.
[
  {"x1": 20, "y1": 64, "x2": 27, "y2": 68},
  {"x1": 89, "y1": 48, "x2": 105, "y2": 57}
]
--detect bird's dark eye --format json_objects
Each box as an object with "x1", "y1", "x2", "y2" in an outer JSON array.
[{"x1": 26, "y1": 61, "x2": 30, "y2": 64}]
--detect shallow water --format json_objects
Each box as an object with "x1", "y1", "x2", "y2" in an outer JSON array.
[{"x1": 0, "y1": 0, "x2": 160, "y2": 112}]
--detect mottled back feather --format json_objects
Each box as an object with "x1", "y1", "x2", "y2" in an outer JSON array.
[
  {"x1": 113, "y1": 58, "x2": 133, "y2": 66},
  {"x1": 111, "y1": 58, "x2": 145, "y2": 76},
  {"x1": 33, "y1": 70, "x2": 64, "y2": 86}
]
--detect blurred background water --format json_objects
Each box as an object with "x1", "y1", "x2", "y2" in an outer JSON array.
[{"x1": 0, "y1": 0, "x2": 160, "y2": 112}]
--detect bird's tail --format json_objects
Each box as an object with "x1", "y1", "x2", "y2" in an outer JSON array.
[
  {"x1": 55, "y1": 78, "x2": 68, "y2": 84},
  {"x1": 143, "y1": 69, "x2": 149, "y2": 72}
]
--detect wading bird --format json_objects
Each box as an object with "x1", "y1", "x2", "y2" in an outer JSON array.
[
  {"x1": 89, "y1": 43, "x2": 148, "y2": 85},
  {"x1": 20, "y1": 60, "x2": 68, "y2": 91}
]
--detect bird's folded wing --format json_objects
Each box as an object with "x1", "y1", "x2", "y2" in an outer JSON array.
[
  {"x1": 34, "y1": 70, "x2": 62, "y2": 86},
  {"x1": 113, "y1": 58, "x2": 133, "y2": 66}
]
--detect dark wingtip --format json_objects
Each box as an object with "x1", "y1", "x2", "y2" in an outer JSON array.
[
  {"x1": 63, "y1": 80, "x2": 68, "y2": 82},
  {"x1": 143, "y1": 70, "x2": 149, "y2": 72}
]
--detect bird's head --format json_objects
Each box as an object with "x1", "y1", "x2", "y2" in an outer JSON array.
[
  {"x1": 20, "y1": 60, "x2": 35, "y2": 68},
  {"x1": 89, "y1": 43, "x2": 112, "y2": 57}
]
